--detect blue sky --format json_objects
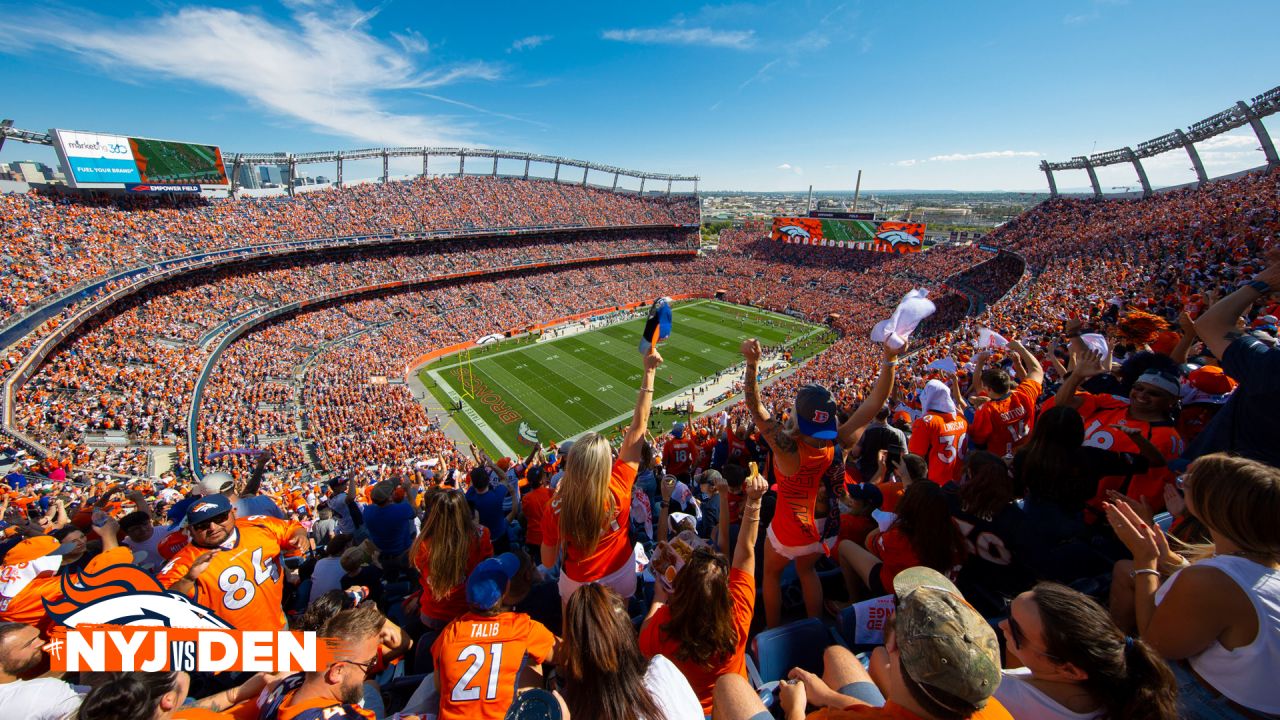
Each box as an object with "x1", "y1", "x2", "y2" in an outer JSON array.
[{"x1": 1, "y1": 0, "x2": 1279, "y2": 191}]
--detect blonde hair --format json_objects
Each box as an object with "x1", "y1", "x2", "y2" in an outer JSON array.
[
  {"x1": 1184, "y1": 453, "x2": 1280, "y2": 560},
  {"x1": 554, "y1": 433, "x2": 616, "y2": 554}
]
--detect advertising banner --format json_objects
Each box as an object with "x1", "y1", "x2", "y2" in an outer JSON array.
[
  {"x1": 54, "y1": 130, "x2": 141, "y2": 184},
  {"x1": 770, "y1": 216, "x2": 925, "y2": 253},
  {"x1": 52, "y1": 128, "x2": 230, "y2": 189}
]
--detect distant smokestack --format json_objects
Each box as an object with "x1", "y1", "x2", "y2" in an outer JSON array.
[
  {"x1": 852, "y1": 170, "x2": 862, "y2": 212},
  {"x1": 806, "y1": 185, "x2": 813, "y2": 214}
]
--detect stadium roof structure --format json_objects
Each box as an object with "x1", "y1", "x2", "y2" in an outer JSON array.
[
  {"x1": 1039, "y1": 84, "x2": 1280, "y2": 197},
  {"x1": 0, "y1": 124, "x2": 699, "y2": 195}
]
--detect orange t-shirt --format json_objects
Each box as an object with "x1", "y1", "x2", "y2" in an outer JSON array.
[
  {"x1": 908, "y1": 413, "x2": 968, "y2": 484},
  {"x1": 431, "y1": 611, "x2": 556, "y2": 720},
  {"x1": 876, "y1": 481, "x2": 905, "y2": 514},
  {"x1": 871, "y1": 527, "x2": 921, "y2": 592},
  {"x1": 0, "y1": 546, "x2": 133, "y2": 636},
  {"x1": 544, "y1": 458, "x2": 637, "y2": 582},
  {"x1": 413, "y1": 527, "x2": 493, "y2": 623},
  {"x1": 158, "y1": 516, "x2": 301, "y2": 631},
  {"x1": 809, "y1": 698, "x2": 1013, "y2": 719},
  {"x1": 771, "y1": 442, "x2": 835, "y2": 547},
  {"x1": 521, "y1": 486, "x2": 552, "y2": 546},
  {"x1": 638, "y1": 567, "x2": 755, "y2": 714},
  {"x1": 1075, "y1": 393, "x2": 1183, "y2": 512},
  {"x1": 970, "y1": 378, "x2": 1041, "y2": 457}
]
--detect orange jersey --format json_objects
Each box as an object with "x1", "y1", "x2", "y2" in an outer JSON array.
[
  {"x1": 871, "y1": 527, "x2": 923, "y2": 591},
  {"x1": 770, "y1": 441, "x2": 835, "y2": 547},
  {"x1": 1075, "y1": 393, "x2": 1183, "y2": 512},
  {"x1": 521, "y1": 487, "x2": 552, "y2": 546},
  {"x1": 432, "y1": 611, "x2": 556, "y2": 720},
  {"x1": 970, "y1": 378, "x2": 1041, "y2": 457},
  {"x1": 412, "y1": 527, "x2": 493, "y2": 623},
  {"x1": 0, "y1": 547, "x2": 133, "y2": 636},
  {"x1": 638, "y1": 567, "x2": 755, "y2": 714},
  {"x1": 908, "y1": 412, "x2": 968, "y2": 484},
  {"x1": 544, "y1": 458, "x2": 636, "y2": 582},
  {"x1": 241, "y1": 672, "x2": 377, "y2": 720},
  {"x1": 662, "y1": 439, "x2": 697, "y2": 475},
  {"x1": 158, "y1": 516, "x2": 301, "y2": 631}
]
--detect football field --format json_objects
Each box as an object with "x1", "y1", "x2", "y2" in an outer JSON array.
[{"x1": 422, "y1": 300, "x2": 832, "y2": 457}]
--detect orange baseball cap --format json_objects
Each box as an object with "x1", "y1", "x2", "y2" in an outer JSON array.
[
  {"x1": 4, "y1": 535, "x2": 77, "y2": 565},
  {"x1": 1188, "y1": 366, "x2": 1237, "y2": 396}
]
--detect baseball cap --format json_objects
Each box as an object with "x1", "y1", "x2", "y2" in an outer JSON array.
[
  {"x1": 4, "y1": 535, "x2": 78, "y2": 565},
  {"x1": 557, "y1": 440, "x2": 575, "y2": 460},
  {"x1": 795, "y1": 384, "x2": 839, "y2": 440},
  {"x1": 466, "y1": 553, "x2": 521, "y2": 610},
  {"x1": 328, "y1": 476, "x2": 349, "y2": 490},
  {"x1": 892, "y1": 567, "x2": 1001, "y2": 711},
  {"x1": 1188, "y1": 366, "x2": 1237, "y2": 396},
  {"x1": 846, "y1": 482, "x2": 883, "y2": 509},
  {"x1": 672, "y1": 422, "x2": 686, "y2": 439},
  {"x1": 370, "y1": 481, "x2": 396, "y2": 504},
  {"x1": 185, "y1": 494, "x2": 232, "y2": 526},
  {"x1": 194, "y1": 472, "x2": 234, "y2": 497}
]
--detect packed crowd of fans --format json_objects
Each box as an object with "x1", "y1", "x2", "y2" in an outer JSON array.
[
  {"x1": 0, "y1": 167, "x2": 1278, "y2": 720},
  {"x1": 0, "y1": 176, "x2": 699, "y2": 319}
]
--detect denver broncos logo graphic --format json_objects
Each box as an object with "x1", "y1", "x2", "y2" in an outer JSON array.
[
  {"x1": 518, "y1": 421, "x2": 540, "y2": 446},
  {"x1": 777, "y1": 225, "x2": 812, "y2": 241},
  {"x1": 44, "y1": 562, "x2": 231, "y2": 630},
  {"x1": 874, "y1": 230, "x2": 922, "y2": 248}
]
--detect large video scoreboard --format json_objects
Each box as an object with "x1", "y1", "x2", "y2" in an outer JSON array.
[
  {"x1": 770, "y1": 214, "x2": 927, "y2": 253},
  {"x1": 51, "y1": 128, "x2": 230, "y2": 191}
]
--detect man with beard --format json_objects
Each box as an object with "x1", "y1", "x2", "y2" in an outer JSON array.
[
  {"x1": 249, "y1": 604, "x2": 384, "y2": 720},
  {"x1": 0, "y1": 621, "x2": 85, "y2": 719}
]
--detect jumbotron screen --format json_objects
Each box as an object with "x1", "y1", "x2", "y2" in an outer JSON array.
[
  {"x1": 51, "y1": 128, "x2": 230, "y2": 190},
  {"x1": 770, "y1": 216, "x2": 926, "y2": 253}
]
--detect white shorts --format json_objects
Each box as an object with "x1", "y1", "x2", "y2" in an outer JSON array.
[
  {"x1": 558, "y1": 550, "x2": 638, "y2": 603},
  {"x1": 767, "y1": 524, "x2": 825, "y2": 561}
]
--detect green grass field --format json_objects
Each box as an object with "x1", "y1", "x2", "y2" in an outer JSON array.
[
  {"x1": 421, "y1": 300, "x2": 832, "y2": 457},
  {"x1": 820, "y1": 219, "x2": 877, "y2": 244}
]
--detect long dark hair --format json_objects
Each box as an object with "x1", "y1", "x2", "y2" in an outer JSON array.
[
  {"x1": 77, "y1": 671, "x2": 184, "y2": 720},
  {"x1": 563, "y1": 584, "x2": 668, "y2": 720},
  {"x1": 892, "y1": 481, "x2": 966, "y2": 574},
  {"x1": 959, "y1": 451, "x2": 1015, "y2": 520},
  {"x1": 1031, "y1": 583, "x2": 1179, "y2": 720},
  {"x1": 660, "y1": 548, "x2": 737, "y2": 664},
  {"x1": 1016, "y1": 406, "x2": 1091, "y2": 510}
]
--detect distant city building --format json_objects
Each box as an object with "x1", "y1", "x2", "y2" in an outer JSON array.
[
  {"x1": 8, "y1": 161, "x2": 58, "y2": 183},
  {"x1": 235, "y1": 164, "x2": 261, "y2": 190}
]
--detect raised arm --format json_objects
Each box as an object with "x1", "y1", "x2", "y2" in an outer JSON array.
[
  {"x1": 836, "y1": 341, "x2": 902, "y2": 447},
  {"x1": 732, "y1": 463, "x2": 768, "y2": 574},
  {"x1": 1195, "y1": 250, "x2": 1279, "y2": 359},
  {"x1": 1053, "y1": 346, "x2": 1105, "y2": 411},
  {"x1": 620, "y1": 345, "x2": 663, "y2": 466},
  {"x1": 1007, "y1": 339, "x2": 1044, "y2": 385},
  {"x1": 741, "y1": 338, "x2": 799, "y2": 475}
]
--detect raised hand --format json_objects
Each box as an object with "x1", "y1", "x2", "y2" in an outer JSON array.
[{"x1": 740, "y1": 338, "x2": 763, "y2": 364}]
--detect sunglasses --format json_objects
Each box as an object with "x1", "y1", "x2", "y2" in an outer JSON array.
[
  {"x1": 337, "y1": 657, "x2": 377, "y2": 674},
  {"x1": 192, "y1": 512, "x2": 231, "y2": 532},
  {"x1": 1007, "y1": 613, "x2": 1061, "y2": 662}
]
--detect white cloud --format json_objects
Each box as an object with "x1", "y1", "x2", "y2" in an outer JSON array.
[
  {"x1": 927, "y1": 150, "x2": 1042, "y2": 162},
  {"x1": 602, "y1": 26, "x2": 755, "y2": 50},
  {"x1": 508, "y1": 34, "x2": 552, "y2": 53},
  {"x1": 776, "y1": 163, "x2": 803, "y2": 175},
  {"x1": 391, "y1": 28, "x2": 430, "y2": 54},
  {"x1": 0, "y1": 3, "x2": 501, "y2": 146},
  {"x1": 776, "y1": 163, "x2": 792, "y2": 170},
  {"x1": 1197, "y1": 133, "x2": 1258, "y2": 150},
  {"x1": 892, "y1": 159, "x2": 919, "y2": 167}
]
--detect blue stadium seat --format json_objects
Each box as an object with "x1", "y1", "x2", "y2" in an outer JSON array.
[{"x1": 750, "y1": 618, "x2": 833, "y2": 685}]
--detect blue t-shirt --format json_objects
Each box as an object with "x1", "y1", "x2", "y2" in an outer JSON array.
[
  {"x1": 466, "y1": 483, "x2": 509, "y2": 543},
  {"x1": 1185, "y1": 334, "x2": 1280, "y2": 468},
  {"x1": 362, "y1": 501, "x2": 417, "y2": 556}
]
